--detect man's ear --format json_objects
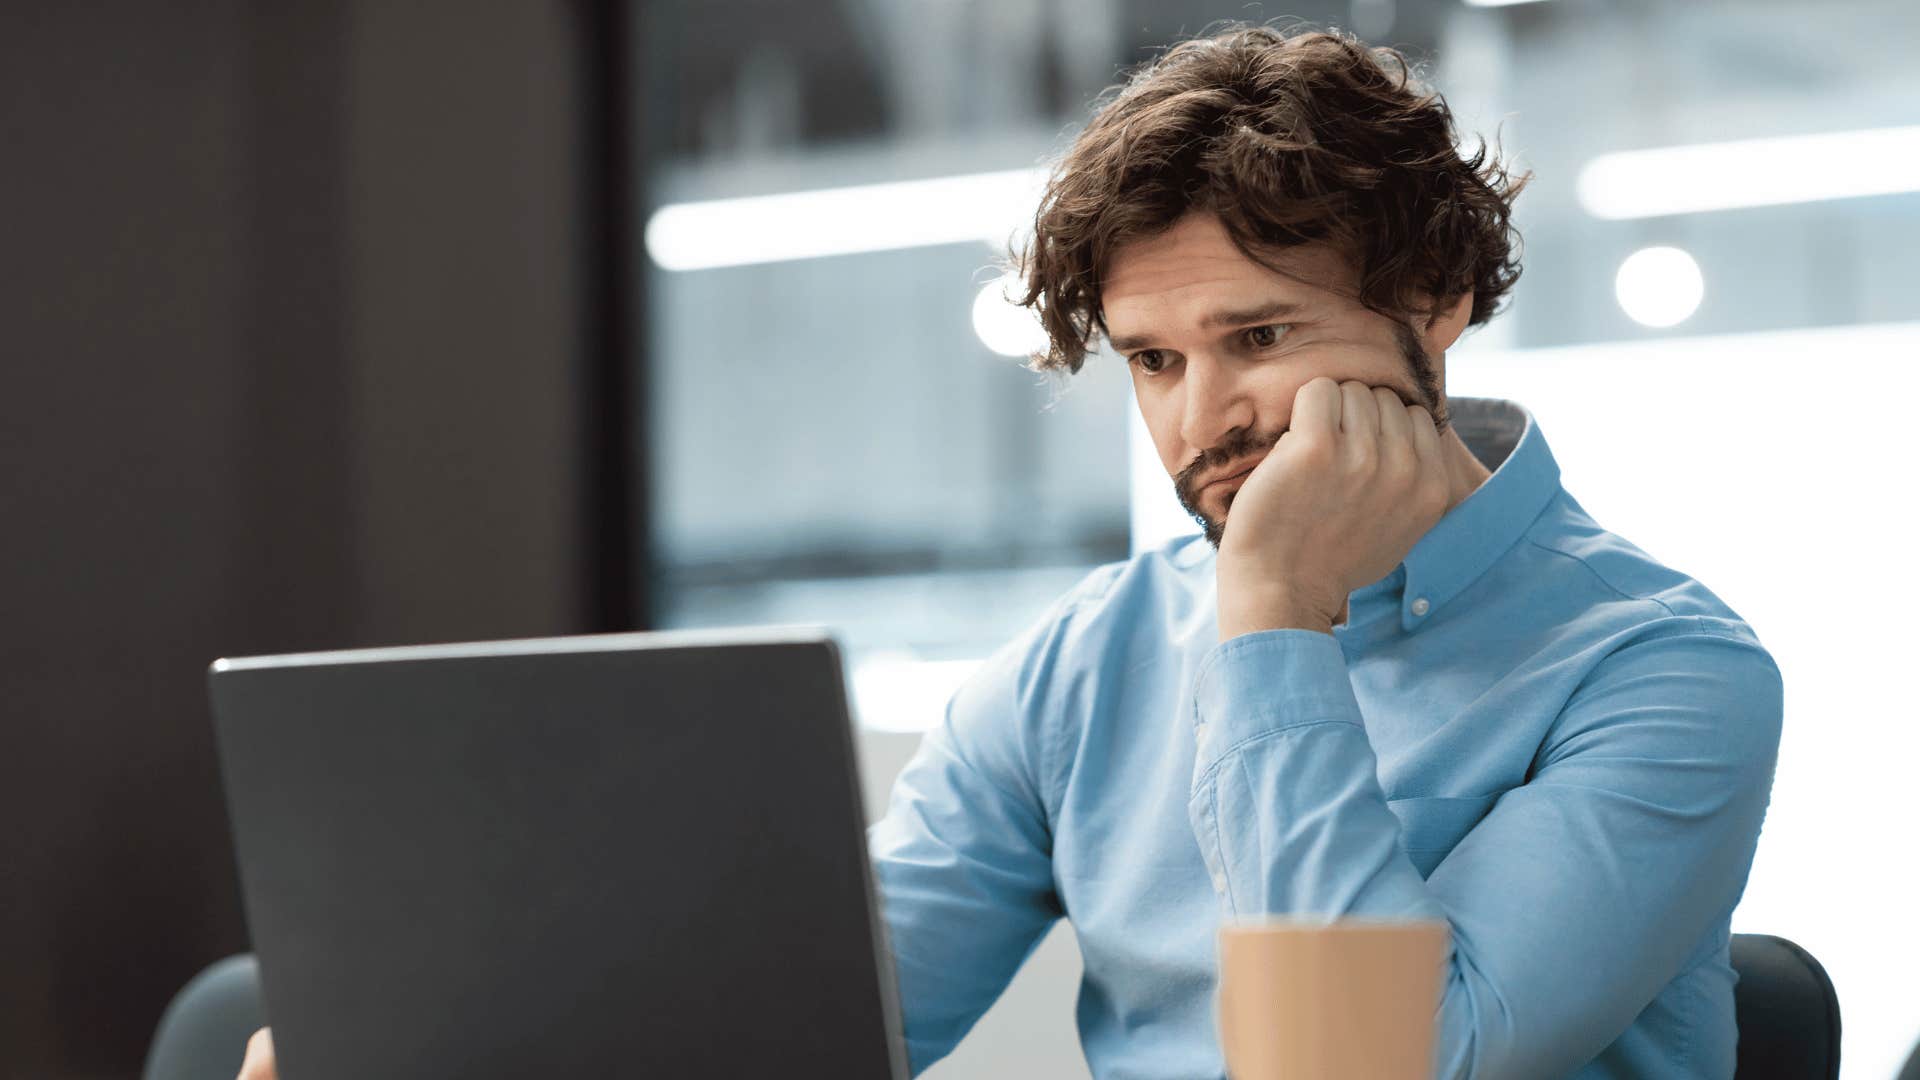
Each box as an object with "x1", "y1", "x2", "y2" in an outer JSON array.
[{"x1": 1421, "y1": 290, "x2": 1475, "y2": 356}]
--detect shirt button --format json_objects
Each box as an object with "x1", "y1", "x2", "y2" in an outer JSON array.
[
  {"x1": 1411, "y1": 597, "x2": 1431, "y2": 617},
  {"x1": 1211, "y1": 872, "x2": 1227, "y2": 894}
]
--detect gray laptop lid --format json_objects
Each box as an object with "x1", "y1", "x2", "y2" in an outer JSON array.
[{"x1": 208, "y1": 628, "x2": 906, "y2": 1080}]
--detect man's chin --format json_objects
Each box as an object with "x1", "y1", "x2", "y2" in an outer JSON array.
[
  {"x1": 1189, "y1": 509, "x2": 1226, "y2": 549},
  {"x1": 1174, "y1": 488, "x2": 1229, "y2": 548}
]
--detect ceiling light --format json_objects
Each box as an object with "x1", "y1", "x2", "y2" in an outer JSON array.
[
  {"x1": 1578, "y1": 125, "x2": 1920, "y2": 220},
  {"x1": 971, "y1": 274, "x2": 1048, "y2": 358},
  {"x1": 646, "y1": 168, "x2": 1048, "y2": 271},
  {"x1": 1614, "y1": 246, "x2": 1704, "y2": 329}
]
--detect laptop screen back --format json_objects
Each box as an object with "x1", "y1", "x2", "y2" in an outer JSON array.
[{"x1": 209, "y1": 629, "x2": 905, "y2": 1080}]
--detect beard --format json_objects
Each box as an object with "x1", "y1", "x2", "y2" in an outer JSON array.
[{"x1": 1174, "y1": 321, "x2": 1449, "y2": 549}]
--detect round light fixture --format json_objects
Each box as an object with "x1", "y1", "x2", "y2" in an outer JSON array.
[
  {"x1": 971, "y1": 274, "x2": 1049, "y2": 358},
  {"x1": 1614, "y1": 245, "x2": 1704, "y2": 329}
]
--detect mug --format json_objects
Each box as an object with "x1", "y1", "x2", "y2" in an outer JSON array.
[{"x1": 1217, "y1": 917, "x2": 1449, "y2": 1080}]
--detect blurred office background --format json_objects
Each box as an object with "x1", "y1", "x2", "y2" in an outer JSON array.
[{"x1": 4, "y1": 1, "x2": 1917, "y2": 1078}]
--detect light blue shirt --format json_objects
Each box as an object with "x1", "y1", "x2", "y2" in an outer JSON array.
[{"x1": 868, "y1": 397, "x2": 1783, "y2": 1080}]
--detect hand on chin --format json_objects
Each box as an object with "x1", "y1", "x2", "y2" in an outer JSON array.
[{"x1": 1214, "y1": 377, "x2": 1451, "y2": 641}]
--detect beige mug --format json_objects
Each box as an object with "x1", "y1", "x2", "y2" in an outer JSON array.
[{"x1": 1217, "y1": 917, "x2": 1449, "y2": 1080}]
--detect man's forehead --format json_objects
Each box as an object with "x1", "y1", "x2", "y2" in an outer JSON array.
[{"x1": 1101, "y1": 214, "x2": 1357, "y2": 326}]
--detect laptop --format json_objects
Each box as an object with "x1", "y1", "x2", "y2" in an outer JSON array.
[{"x1": 208, "y1": 627, "x2": 909, "y2": 1079}]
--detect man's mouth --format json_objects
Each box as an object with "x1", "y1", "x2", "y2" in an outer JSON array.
[{"x1": 1207, "y1": 464, "x2": 1257, "y2": 492}]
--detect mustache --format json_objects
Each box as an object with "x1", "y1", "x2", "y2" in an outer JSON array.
[{"x1": 1173, "y1": 426, "x2": 1285, "y2": 504}]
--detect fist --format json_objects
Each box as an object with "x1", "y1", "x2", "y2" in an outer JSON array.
[{"x1": 1216, "y1": 377, "x2": 1450, "y2": 639}]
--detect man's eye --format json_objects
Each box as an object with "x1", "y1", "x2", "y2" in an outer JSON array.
[
  {"x1": 1246, "y1": 324, "x2": 1289, "y2": 348},
  {"x1": 1133, "y1": 350, "x2": 1168, "y2": 374}
]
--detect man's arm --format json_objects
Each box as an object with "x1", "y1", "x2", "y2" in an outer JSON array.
[
  {"x1": 867, "y1": 616, "x2": 1072, "y2": 1075},
  {"x1": 1188, "y1": 619, "x2": 1783, "y2": 1079}
]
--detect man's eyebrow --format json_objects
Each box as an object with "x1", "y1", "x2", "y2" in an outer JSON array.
[{"x1": 1107, "y1": 300, "x2": 1311, "y2": 353}]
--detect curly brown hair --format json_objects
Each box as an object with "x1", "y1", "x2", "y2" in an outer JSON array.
[{"x1": 1017, "y1": 23, "x2": 1530, "y2": 374}]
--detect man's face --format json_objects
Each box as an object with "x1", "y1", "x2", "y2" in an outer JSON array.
[{"x1": 1102, "y1": 212, "x2": 1453, "y2": 547}]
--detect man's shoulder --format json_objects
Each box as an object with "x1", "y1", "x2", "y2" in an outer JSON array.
[
  {"x1": 1469, "y1": 497, "x2": 1783, "y2": 779},
  {"x1": 1043, "y1": 533, "x2": 1213, "y2": 634},
  {"x1": 1514, "y1": 492, "x2": 1770, "y2": 654},
  {"x1": 977, "y1": 534, "x2": 1210, "y2": 700}
]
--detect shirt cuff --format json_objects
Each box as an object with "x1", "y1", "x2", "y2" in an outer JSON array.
[{"x1": 1191, "y1": 629, "x2": 1364, "y2": 773}]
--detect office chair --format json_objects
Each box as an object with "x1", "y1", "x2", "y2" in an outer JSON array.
[
  {"x1": 1731, "y1": 933, "x2": 1841, "y2": 1080},
  {"x1": 143, "y1": 954, "x2": 264, "y2": 1080}
]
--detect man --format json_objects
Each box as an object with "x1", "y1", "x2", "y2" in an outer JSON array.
[
  {"x1": 240, "y1": 24, "x2": 1780, "y2": 1080},
  {"x1": 865, "y1": 24, "x2": 1779, "y2": 1080}
]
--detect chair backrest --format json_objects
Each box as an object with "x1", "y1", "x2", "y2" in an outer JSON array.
[
  {"x1": 143, "y1": 953, "x2": 265, "y2": 1080},
  {"x1": 1730, "y1": 933, "x2": 1840, "y2": 1080}
]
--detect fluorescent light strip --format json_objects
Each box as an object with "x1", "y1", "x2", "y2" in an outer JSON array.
[
  {"x1": 646, "y1": 167, "x2": 1048, "y2": 271},
  {"x1": 1578, "y1": 125, "x2": 1920, "y2": 220},
  {"x1": 1463, "y1": 0, "x2": 1557, "y2": 7}
]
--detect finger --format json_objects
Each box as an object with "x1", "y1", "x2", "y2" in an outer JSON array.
[
  {"x1": 242, "y1": 1028, "x2": 272, "y2": 1074},
  {"x1": 1373, "y1": 386, "x2": 1412, "y2": 455},
  {"x1": 1288, "y1": 376, "x2": 1342, "y2": 440},
  {"x1": 1407, "y1": 403, "x2": 1444, "y2": 476},
  {"x1": 1338, "y1": 380, "x2": 1378, "y2": 443}
]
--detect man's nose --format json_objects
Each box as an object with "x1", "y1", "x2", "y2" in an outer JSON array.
[{"x1": 1178, "y1": 355, "x2": 1255, "y2": 453}]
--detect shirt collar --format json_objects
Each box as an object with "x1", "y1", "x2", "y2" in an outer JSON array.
[{"x1": 1388, "y1": 396, "x2": 1562, "y2": 633}]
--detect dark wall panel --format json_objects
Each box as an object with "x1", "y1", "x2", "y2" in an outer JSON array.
[
  {"x1": 0, "y1": 3, "x2": 606, "y2": 1076},
  {"x1": 344, "y1": 0, "x2": 587, "y2": 647},
  {"x1": 2, "y1": 5, "x2": 263, "y2": 1074}
]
